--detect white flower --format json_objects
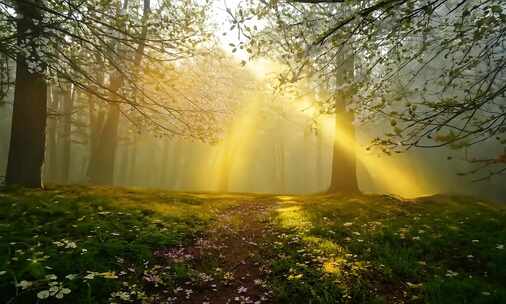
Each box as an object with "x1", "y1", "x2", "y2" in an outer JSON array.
[
  {"x1": 84, "y1": 272, "x2": 95, "y2": 280},
  {"x1": 65, "y1": 241, "x2": 77, "y2": 249},
  {"x1": 17, "y1": 280, "x2": 32, "y2": 289},
  {"x1": 45, "y1": 274, "x2": 57, "y2": 280},
  {"x1": 482, "y1": 291, "x2": 491, "y2": 296},
  {"x1": 55, "y1": 288, "x2": 71, "y2": 299},
  {"x1": 343, "y1": 222, "x2": 353, "y2": 227},
  {"x1": 472, "y1": 240, "x2": 479, "y2": 243},
  {"x1": 37, "y1": 290, "x2": 50, "y2": 299},
  {"x1": 65, "y1": 274, "x2": 78, "y2": 280},
  {"x1": 237, "y1": 286, "x2": 248, "y2": 293},
  {"x1": 496, "y1": 244, "x2": 504, "y2": 250},
  {"x1": 0, "y1": 271, "x2": 6, "y2": 276}
]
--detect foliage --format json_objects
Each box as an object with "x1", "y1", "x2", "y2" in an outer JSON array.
[
  {"x1": 1, "y1": 187, "x2": 505, "y2": 303},
  {"x1": 231, "y1": 0, "x2": 506, "y2": 178},
  {"x1": 0, "y1": 186, "x2": 240, "y2": 303}
]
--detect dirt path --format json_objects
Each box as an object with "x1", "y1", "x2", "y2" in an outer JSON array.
[{"x1": 182, "y1": 199, "x2": 277, "y2": 304}]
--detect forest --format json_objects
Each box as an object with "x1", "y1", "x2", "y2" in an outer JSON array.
[{"x1": 0, "y1": 0, "x2": 505, "y2": 303}]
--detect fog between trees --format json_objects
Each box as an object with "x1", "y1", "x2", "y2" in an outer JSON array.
[{"x1": 0, "y1": 0, "x2": 505, "y2": 201}]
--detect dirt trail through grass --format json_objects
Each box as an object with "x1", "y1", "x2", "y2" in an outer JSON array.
[{"x1": 186, "y1": 199, "x2": 277, "y2": 304}]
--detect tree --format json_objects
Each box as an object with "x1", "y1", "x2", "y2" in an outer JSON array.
[
  {"x1": 0, "y1": 0, "x2": 212, "y2": 187},
  {"x1": 6, "y1": 0, "x2": 47, "y2": 187},
  {"x1": 232, "y1": 0, "x2": 506, "y2": 184}
]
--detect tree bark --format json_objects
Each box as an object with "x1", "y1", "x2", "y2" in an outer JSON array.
[
  {"x1": 327, "y1": 101, "x2": 359, "y2": 194},
  {"x1": 45, "y1": 85, "x2": 59, "y2": 183},
  {"x1": 88, "y1": 100, "x2": 120, "y2": 185},
  {"x1": 60, "y1": 84, "x2": 74, "y2": 183},
  {"x1": 327, "y1": 51, "x2": 359, "y2": 194},
  {"x1": 160, "y1": 138, "x2": 170, "y2": 186},
  {"x1": 88, "y1": 0, "x2": 149, "y2": 185},
  {"x1": 6, "y1": 1, "x2": 47, "y2": 188}
]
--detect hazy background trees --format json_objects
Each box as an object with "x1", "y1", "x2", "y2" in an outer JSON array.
[{"x1": 0, "y1": 0, "x2": 504, "y2": 201}]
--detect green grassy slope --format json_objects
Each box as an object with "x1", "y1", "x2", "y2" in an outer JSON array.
[
  {"x1": 264, "y1": 195, "x2": 506, "y2": 303},
  {"x1": 0, "y1": 187, "x2": 505, "y2": 303}
]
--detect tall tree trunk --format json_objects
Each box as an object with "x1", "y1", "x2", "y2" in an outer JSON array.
[
  {"x1": 171, "y1": 139, "x2": 183, "y2": 189},
  {"x1": 89, "y1": 101, "x2": 120, "y2": 185},
  {"x1": 88, "y1": 0, "x2": 149, "y2": 185},
  {"x1": 60, "y1": 84, "x2": 74, "y2": 183},
  {"x1": 117, "y1": 140, "x2": 130, "y2": 186},
  {"x1": 327, "y1": 102, "x2": 358, "y2": 194},
  {"x1": 327, "y1": 51, "x2": 359, "y2": 194},
  {"x1": 316, "y1": 128, "x2": 323, "y2": 190},
  {"x1": 274, "y1": 139, "x2": 286, "y2": 193},
  {"x1": 45, "y1": 85, "x2": 59, "y2": 183},
  {"x1": 160, "y1": 139, "x2": 169, "y2": 186},
  {"x1": 218, "y1": 135, "x2": 233, "y2": 192},
  {"x1": 6, "y1": 1, "x2": 47, "y2": 188},
  {"x1": 128, "y1": 133, "x2": 138, "y2": 185}
]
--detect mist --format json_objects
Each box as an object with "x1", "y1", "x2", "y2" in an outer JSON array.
[{"x1": 1, "y1": 56, "x2": 504, "y2": 201}]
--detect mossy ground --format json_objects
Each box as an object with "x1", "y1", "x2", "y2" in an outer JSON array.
[{"x1": 0, "y1": 186, "x2": 505, "y2": 303}]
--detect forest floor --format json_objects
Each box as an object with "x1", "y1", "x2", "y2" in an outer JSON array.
[{"x1": 1, "y1": 186, "x2": 505, "y2": 304}]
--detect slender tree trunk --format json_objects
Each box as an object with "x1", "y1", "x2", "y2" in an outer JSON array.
[
  {"x1": 171, "y1": 139, "x2": 183, "y2": 189},
  {"x1": 274, "y1": 139, "x2": 286, "y2": 193},
  {"x1": 88, "y1": 0, "x2": 149, "y2": 185},
  {"x1": 327, "y1": 102, "x2": 359, "y2": 194},
  {"x1": 160, "y1": 139, "x2": 169, "y2": 186},
  {"x1": 218, "y1": 135, "x2": 233, "y2": 192},
  {"x1": 316, "y1": 129, "x2": 323, "y2": 190},
  {"x1": 45, "y1": 85, "x2": 59, "y2": 183},
  {"x1": 327, "y1": 51, "x2": 359, "y2": 194},
  {"x1": 128, "y1": 133, "x2": 138, "y2": 186},
  {"x1": 60, "y1": 85, "x2": 74, "y2": 183},
  {"x1": 6, "y1": 1, "x2": 47, "y2": 188},
  {"x1": 117, "y1": 140, "x2": 130, "y2": 186},
  {"x1": 89, "y1": 101, "x2": 120, "y2": 185}
]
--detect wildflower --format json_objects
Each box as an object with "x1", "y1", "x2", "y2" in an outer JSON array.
[
  {"x1": 237, "y1": 286, "x2": 248, "y2": 293},
  {"x1": 17, "y1": 280, "x2": 32, "y2": 289},
  {"x1": 37, "y1": 290, "x2": 50, "y2": 299},
  {"x1": 55, "y1": 288, "x2": 71, "y2": 299},
  {"x1": 343, "y1": 222, "x2": 353, "y2": 227},
  {"x1": 65, "y1": 274, "x2": 78, "y2": 280},
  {"x1": 84, "y1": 272, "x2": 96, "y2": 280},
  {"x1": 445, "y1": 270, "x2": 458, "y2": 278},
  {"x1": 496, "y1": 244, "x2": 504, "y2": 250}
]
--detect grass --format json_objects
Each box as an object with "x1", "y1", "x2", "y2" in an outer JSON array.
[
  {"x1": 0, "y1": 186, "x2": 505, "y2": 303},
  {"x1": 263, "y1": 195, "x2": 506, "y2": 304},
  {"x1": 0, "y1": 186, "x2": 242, "y2": 303}
]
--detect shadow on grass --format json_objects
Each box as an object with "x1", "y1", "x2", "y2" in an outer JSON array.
[{"x1": 264, "y1": 195, "x2": 506, "y2": 304}]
